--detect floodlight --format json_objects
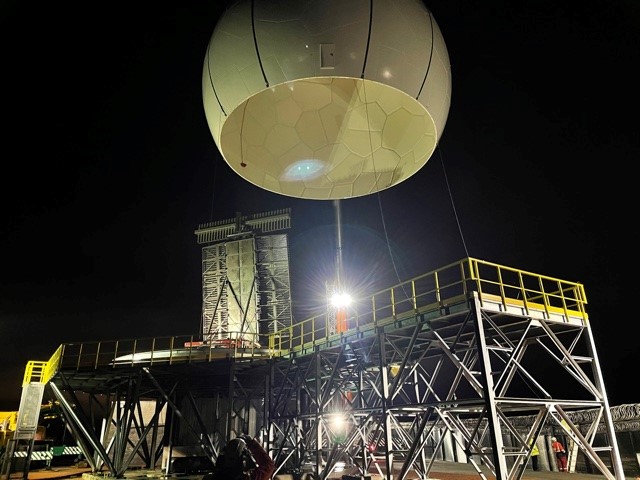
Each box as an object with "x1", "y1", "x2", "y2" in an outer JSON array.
[{"x1": 331, "y1": 292, "x2": 352, "y2": 308}]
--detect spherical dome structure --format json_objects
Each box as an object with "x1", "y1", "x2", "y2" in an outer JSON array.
[{"x1": 202, "y1": 0, "x2": 451, "y2": 200}]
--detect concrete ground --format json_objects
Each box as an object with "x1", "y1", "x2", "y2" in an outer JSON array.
[{"x1": 21, "y1": 460, "x2": 631, "y2": 480}]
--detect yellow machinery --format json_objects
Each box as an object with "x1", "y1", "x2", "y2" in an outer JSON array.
[{"x1": 0, "y1": 412, "x2": 18, "y2": 449}]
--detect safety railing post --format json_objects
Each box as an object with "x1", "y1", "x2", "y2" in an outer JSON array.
[
  {"x1": 537, "y1": 275, "x2": 550, "y2": 319},
  {"x1": 76, "y1": 343, "x2": 83, "y2": 371},
  {"x1": 391, "y1": 288, "x2": 396, "y2": 320},
  {"x1": 150, "y1": 338, "x2": 156, "y2": 365},
  {"x1": 94, "y1": 343, "x2": 101, "y2": 370},
  {"x1": 411, "y1": 280, "x2": 417, "y2": 312},
  {"x1": 112, "y1": 341, "x2": 119, "y2": 368},
  {"x1": 518, "y1": 271, "x2": 529, "y2": 313}
]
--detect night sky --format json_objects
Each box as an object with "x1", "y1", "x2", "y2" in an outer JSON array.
[{"x1": 1, "y1": 1, "x2": 637, "y2": 410}]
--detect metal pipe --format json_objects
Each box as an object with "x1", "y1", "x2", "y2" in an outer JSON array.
[{"x1": 334, "y1": 199, "x2": 343, "y2": 289}]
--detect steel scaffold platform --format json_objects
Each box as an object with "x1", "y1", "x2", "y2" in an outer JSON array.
[{"x1": 9, "y1": 258, "x2": 626, "y2": 480}]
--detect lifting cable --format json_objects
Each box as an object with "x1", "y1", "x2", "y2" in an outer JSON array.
[
  {"x1": 376, "y1": 144, "x2": 470, "y2": 294},
  {"x1": 438, "y1": 145, "x2": 470, "y2": 258}
]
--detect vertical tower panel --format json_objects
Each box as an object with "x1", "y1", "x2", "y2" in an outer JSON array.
[
  {"x1": 201, "y1": 244, "x2": 227, "y2": 342},
  {"x1": 196, "y1": 209, "x2": 292, "y2": 345},
  {"x1": 256, "y1": 234, "x2": 293, "y2": 334},
  {"x1": 225, "y1": 237, "x2": 259, "y2": 343}
]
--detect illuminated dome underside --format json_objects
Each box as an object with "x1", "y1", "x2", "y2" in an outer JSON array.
[
  {"x1": 220, "y1": 77, "x2": 436, "y2": 199},
  {"x1": 203, "y1": 0, "x2": 451, "y2": 200}
]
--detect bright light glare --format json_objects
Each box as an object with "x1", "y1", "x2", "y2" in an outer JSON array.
[
  {"x1": 330, "y1": 414, "x2": 345, "y2": 430},
  {"x1": 331, "y1": 292, "x2": 352, "y2": 307}
]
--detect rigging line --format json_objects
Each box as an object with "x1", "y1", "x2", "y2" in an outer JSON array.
[
  {"x1": 363, "y1": 76, "x2": 409, "y2": 298},
  {"x1": 437, "y1": 146, "x2": 470, "y2": 257},
  {"x1": 377, "y1": 192, "x2": 410, "y2": 301},
  {"x1": 362, "y1": 70, "x2": 409, "y2": 298},
  {"x1": 362, "y1": 75, "x2": 411, "y2": 299}
]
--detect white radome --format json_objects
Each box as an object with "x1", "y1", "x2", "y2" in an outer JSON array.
[{"x1": 202, "y1": 0, "x2": 451, "y2": 200}]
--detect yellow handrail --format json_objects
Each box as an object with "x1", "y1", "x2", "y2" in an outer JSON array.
[
  {"x1": 20, "y1": 257, "x2": 588, "y2": 374},
  {"x1": 22, "y1": 345, "x2": 63, "y2": 385},
  {"x1": 266, "y1": 257, "x2": 588, "y2": 356}
]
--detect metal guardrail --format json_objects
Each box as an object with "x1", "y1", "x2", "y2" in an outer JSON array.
[
  {"x1": 22, "y1": 346, "x2": 63, "y2": 385},
  {"x1": 268, "y1": 257, "x2": 588, "y2": 356},
  {"x1": 53, "y1": 334, "x2": 271, "y2": 372},
  {"x1": 468, "y1": 258, "x2": 588, "y2": 320},
  {"x1": 24, "y1": 257, "x2": 588, "y2": 379}
]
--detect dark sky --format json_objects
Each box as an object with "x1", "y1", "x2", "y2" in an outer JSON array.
[{"x1": 1, "y1": 1, "x2": 637, "y2": 410}]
